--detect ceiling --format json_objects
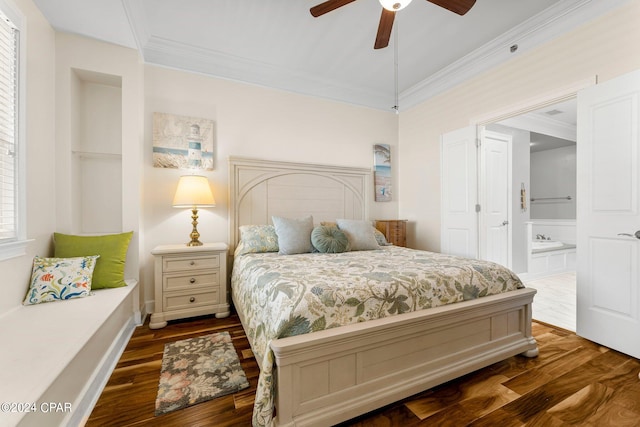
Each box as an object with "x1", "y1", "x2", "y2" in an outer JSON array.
[
  {"x1": 32, "y1": 0, "x2": 629, "y2": 111},
  {"x1": 528, "y1": 99, "x2": 577, "y2": 152},
  {"x1": 497, "y1": 98, "x2": 577, "y2": 152}
]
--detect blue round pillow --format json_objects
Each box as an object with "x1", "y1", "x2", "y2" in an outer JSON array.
[{"x1": 311, "y1": 226, "x2": 349, "y2": 253}]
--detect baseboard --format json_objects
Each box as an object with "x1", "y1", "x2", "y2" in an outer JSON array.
[{"x1": 66, "y1": 313, "x2": 139, "y2": 427}]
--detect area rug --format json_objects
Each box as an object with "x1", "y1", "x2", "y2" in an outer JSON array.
[{"x1": 155, "y1": 331, "x2": 250, "y2": 415}]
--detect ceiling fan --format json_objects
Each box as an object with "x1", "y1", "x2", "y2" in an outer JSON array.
[{"x1": 310, "y1": 0, "x2": 477, "y2": 49}]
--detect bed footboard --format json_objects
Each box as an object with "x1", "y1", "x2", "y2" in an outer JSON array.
[{"x1": 270, "y1": 287, "x2": 537, "y2": 427}]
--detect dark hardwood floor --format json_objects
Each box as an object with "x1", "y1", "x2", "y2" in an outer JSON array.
[{"x1": 87, "y1": 315, "x2": 640, "y2": 426}]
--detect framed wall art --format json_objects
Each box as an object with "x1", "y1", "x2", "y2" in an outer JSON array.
[
  {"x1": 152, "y1": 113, "x2": 215, "y2": 170},
  {"x1": 374, "y1": 143, "x2": 391, "y2": 202}
]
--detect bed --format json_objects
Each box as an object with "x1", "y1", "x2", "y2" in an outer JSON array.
[{"x1": 228, "y1": 157, "x2": 538, "y2": 427}]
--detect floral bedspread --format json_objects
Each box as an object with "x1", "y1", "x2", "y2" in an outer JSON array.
[{"x1": 231, "y1": 246, "x2": 524, "y2": 426}]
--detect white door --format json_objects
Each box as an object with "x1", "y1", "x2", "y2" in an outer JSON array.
[
  {"x1": 441, "y1": 126, "x2": 478, "y2": 258},
  {"x1": 480, "y1": 130, "x2": 512, "y2": 268},
  {"x1": 576, "y1": 69, "x2": 640, "y2": 358}
]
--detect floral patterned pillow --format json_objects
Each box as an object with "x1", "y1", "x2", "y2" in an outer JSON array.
[
  {"x1": 236, "y1": 225, "x2": 279, "y2": 256},
  {"x1": 373, "y1": 228, "x2": 390, "y2": 246},
  {"x1": 23, "y1": 255, "x2": 99, "y2": 305}
]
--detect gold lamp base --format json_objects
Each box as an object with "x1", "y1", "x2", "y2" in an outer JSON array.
[{"x1": 186, "y1": 208, "x2": 204, "y2": 246}]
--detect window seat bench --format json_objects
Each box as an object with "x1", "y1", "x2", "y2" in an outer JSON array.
[{"x1": 0, "y1": 280, "x2": 141, "y2": 427}]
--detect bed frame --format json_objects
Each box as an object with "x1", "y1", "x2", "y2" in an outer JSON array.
[{"x1": 228, "y1": 156, "x2": 538, "y2": 427}]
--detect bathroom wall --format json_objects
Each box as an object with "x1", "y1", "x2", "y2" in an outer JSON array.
[{"x1": 530, "y1": 145, "x2": 576, "y2": 219}]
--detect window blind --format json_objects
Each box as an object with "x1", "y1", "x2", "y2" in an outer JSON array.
[{"x1": 0, "y1": 13, "x2": 17, "y2": 242}]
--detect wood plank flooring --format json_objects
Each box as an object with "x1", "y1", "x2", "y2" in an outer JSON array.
[{"x1": 87, "y1": 315, "x2": 640, "y2": 426}]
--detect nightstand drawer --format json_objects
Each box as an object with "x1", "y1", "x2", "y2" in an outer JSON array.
[
  {"x1": 163, "y1": 254, "x2": 220, "y2": 272},
  {"x1": 164, "y1": 271, "x2": 219, "y2": 292},
  {"x1": 164, "y1": 290, "x2": 219, "y2": 311}
]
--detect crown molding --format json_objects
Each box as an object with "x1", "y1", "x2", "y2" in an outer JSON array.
[
  {"x1": 121, "y1": 0, "x2": 152, "y2": 54},
  {"x1": 142, "y1": 35, "x2": 394, "y2": 111},
  {"x1": 399, "y1": 0, "x2": 634, "y2": 112}
]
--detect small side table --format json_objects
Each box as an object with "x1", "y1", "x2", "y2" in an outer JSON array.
[{"x1": 149, "y1": 242, "x2": 229, "y2": 329}]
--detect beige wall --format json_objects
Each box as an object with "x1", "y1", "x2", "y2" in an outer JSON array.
[
  {"x1": 399, "y1": 0, "x2": 640, "y2": 252},
  {"x1": 0, "y1": 0, "x2": 56, "y2": 314},
  {"x1": 143, "y1": 65, "x2": 399, "y2": 311}
]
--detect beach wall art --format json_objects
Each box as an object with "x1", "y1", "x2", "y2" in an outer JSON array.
[
  {"x1": 374, "y1": 143, "x2": 391, "y2": 202},
  {"x1": 153, "y1": 113, "x2": 215, "y2": 170}
]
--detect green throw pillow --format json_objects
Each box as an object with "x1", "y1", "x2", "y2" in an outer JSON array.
[
  {"x1": 311, "y1": 226, "x2": 349, "y2": 253},
  {"x1": 53, "y1": 231, "x2": 133, "y2": 289}
]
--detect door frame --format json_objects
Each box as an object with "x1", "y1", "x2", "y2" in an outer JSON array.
[
  {"x1": 469, "y1": 77, "x2": 596, "y2": 271},
  {"x1": 469, "y1": 78, "x2": 596, "y2": 127}
]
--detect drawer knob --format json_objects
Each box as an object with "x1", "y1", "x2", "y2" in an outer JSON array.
[
  {"x1": 190, "y1": 278, "x2": 196, "y2": 284},
  {"x1": 189, "y1": 297, "x2": 195, "y2": 303},
  {"x1": 190, "y1": 261, "x2": 195, "y2": 266}
]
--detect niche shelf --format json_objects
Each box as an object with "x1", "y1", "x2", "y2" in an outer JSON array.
[{"x1": 70, "y1": 69, "x2": 123, "y2": 234}]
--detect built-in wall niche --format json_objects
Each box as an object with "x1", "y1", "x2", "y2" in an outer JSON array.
[{"x1": 70, "y1": 69, "x2": 123, "y2": 234}]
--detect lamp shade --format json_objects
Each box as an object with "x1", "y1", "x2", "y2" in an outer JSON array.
[
  {"x1": 172, "y1": 175, "x2": 216, "y2": 208},
  {"x1": 379, "y1": 0, "x2": 412, "y2": 11}
]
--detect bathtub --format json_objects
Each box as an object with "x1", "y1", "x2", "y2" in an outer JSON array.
[
  {"x1": 532, "y1": 239, "x2": 564, "y2": 250},
  {"x1": 523, "y1": 221, "x2": 577, "y2": 280},
  {"x1": 532, "y1": 239, "x2": 575, "y2": 253}
]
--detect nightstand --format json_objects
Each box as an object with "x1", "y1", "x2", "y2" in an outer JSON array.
[
  {"x1": 375, "y1": 220, "x2": 408, "y2": 247},
  {"x1": 149, "y1": 243, "x2": 229, "y2": 329}
]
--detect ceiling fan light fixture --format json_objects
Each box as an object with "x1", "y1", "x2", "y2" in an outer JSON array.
[{"x1": 379, "y1": 0, "x2": 412, "y2": 11}]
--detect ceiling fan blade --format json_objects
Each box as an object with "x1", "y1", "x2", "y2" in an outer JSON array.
[
  {"x1": 426, "y1": 0, "x2": 476, "y2": 15},
  {"x1": 374, "y1": 9, "x2": 395, "y2": 50},
  {"x1": 310, "y1": 0, "x2": 358, "y2": 17}
]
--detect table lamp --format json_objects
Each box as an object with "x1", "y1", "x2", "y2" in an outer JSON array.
[{"x1": 172, "y1": 175, "x2": 216, "y2": 246}]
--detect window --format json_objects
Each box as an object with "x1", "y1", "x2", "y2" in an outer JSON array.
[{"x1": 0, "y1": 2, "x2": 25, "y2": 261}]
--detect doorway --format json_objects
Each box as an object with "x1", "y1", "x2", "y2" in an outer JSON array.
[
  {"x1": 441, "y1": 89, "x2": 583, "y2": 330},
  {"x1": 489, "y1": 100, "x2": 578, "y2": 331}
]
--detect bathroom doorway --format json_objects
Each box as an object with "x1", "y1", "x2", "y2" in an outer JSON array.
[{"x1": 490, "y1": 98, "x2": 577, "y2": 330}]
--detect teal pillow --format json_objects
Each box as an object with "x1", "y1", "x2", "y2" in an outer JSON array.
[
  {"x1": 53, "y1": 232, "x2": 133, "y2": 289},
  {"x1": 311, "y1": 226, "x2": 349, "y2": 253}
]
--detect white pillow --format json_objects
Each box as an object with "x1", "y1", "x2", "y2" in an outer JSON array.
[
  {"x1": 272, "y1": 215, "x2": 314, "y2": 255},
  {"x1": 336, "y1": 219, "x2": 381, "y2": 251}
]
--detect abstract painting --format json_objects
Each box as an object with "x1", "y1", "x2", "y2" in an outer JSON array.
[
  {"x1": 153, "y1": 113, "x2": 215, "y2": 170},
  {"x1": 374, "y1": 144, "x2": 391, "y2": 202}
]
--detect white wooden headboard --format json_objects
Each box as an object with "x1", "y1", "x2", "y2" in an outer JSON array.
[{"x1": 228, "y1": 157, "x2": 371, "y2": 252}]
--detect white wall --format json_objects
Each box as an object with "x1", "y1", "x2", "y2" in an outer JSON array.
[
  {"x1": 530, "y1": 145, "x2": 577, "y2": 219},
  {"x1": 143, "y1": 65, "x2": 399, "y2": 312},
  {"x1": 0, "y1": 0, "x2": 56, "y2": 315},
  {"x1": 399, "y1": 0, "x2": 640, "y2": 252}
]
